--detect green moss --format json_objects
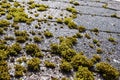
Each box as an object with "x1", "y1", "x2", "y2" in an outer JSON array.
[
  {"x1": 0, "y1": 50, "x2": 8, "y2": 60},
  {"x1": 0, "y1": 28, "x2": 4, "y2": 35},
  {"x1": 25, "y1": 43, "x2": 41, "y2": 56},
  {"x1": 96, "y1": 62, "x2": 119, "y2": 80},
  {"x1": 56, "y1": 18, "x2": 63, "y2": 24},
  {"x1": 15, "y1": 30, "x2": 28, "y2": 43},
  {"x1": 27, "y1": 58, "x2": 41, "y2": 71},
  {"x1": 14, "y1": 64, "x2": 26, "y2": 77},
  {"x1": 108, "y1": 37, "x2": 116, "y2": 42},
  {"x1": 64, "y1": 18, "x2": 72, "y2": 25},
  {"x1": 60, "y1": 60, "x2": 72, "y2": 72},
  {"x1": 91, "y1": 28, "x2": 99, "y2": 32},
  {"x1": 6, "y1": 14, "x2": 12, "y2": 20},
  {"x1": 0, "y1": 20, "x2": 10, "y2": 27},
  {"x1": 0, "y1": 44, "x2": 7, "y2": 50},
  {"x1": 93, "y1": 39, "x2": 98, "y2": 44},
  {"x1": 0, "y1": 60, "x2": 10, "y2": 80},
  {"x1": 48, "y1": 15, "x2": 53, "y2": 19},
  {"x1": 71, "y1": 54, "x2": 93, "y2": 69},
  {"x1": 4, "y1": 36, "x2": 14, "y2": 40},
  {"x1": 102, "y1": 3, "x2": 108, "y2": 8},
  {"x1": 44, "y1": 30, "x2": 53, "y2": 37},
  {"x1": 1, "y1": 3, "x2": 11, "y2": 8},
  {"x1": 61, "y1": 77, "x2": 69, "y2": 80},
  {"x1": 111, "y1": 13, "x2": 120, "y2": 18},
  {"x1": 78, "y1": 26, "x2": 86, "y2": 32},
  {"x1": 66, "y1": 7, "x2": 77, "y2": 13},
  {"x1": 8, "y1": 7, "x2": 34, "y2": 24},
  {"x1": 68, "y1": 21, "x2": 77, "y2": 29},
  {"x1": 14, "y1": 2, "x2": 21, "y2": 7},
  {"x1": 61, "y1": 48, "x2": 76, "y2": 61},
  {"x1": 63, "y1": 18, "x2": 77, "y2": 29},
  {"x1": 16, "y1": 36, "x2": 27, "y2": 43},
  {"x1": 96, "y1": 47, "x2": 103, "y2": 54},
  {"x1": 75, "y1": 66, "x2": 94, "y2": 80},
  {"x1": 44, "y1": 60, "x2": 56, "y2": 68},
  {"x1": 91, "y1": 54, "x2": 101, "y2": 63},
  {"x1": 74, "y1": 33, "x2": 83, "y2": 38},
  {"x1": 85, "y1": 33, "x2": 91, "y2": 39},
  {"x1": 33, "y1": 36, "x2": 42, "y2": 43},
  {"x1": 50, "y1": 43, "x2": 60, "y2": 54},
  {"x1": 7, "y1": 43, "x2": 22, "y2": 56},
  {"x1": 73, "y1": 1, "x2": 79, "y2": 6},
  {"x1": 34, "y1": 13, "x2": 39, "y2": 17},
  {"x1": 37, "y1": 6, "x2": 47, "y2": 11}
]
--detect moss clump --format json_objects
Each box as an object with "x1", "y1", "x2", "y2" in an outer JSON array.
[
  {"x1": 0, "y1": 50, "x2": 8, "y2": 60},
  {"x1": 68, "y1": 21, "x2": 77, "y2": 29},
  {"x1": 91, "y1": 54, "x2": 101, "y2": 63},
  {"x1": 15, "y1": 30, "x2": 28, "y2": 43},
  {"x1": 44, "y1": 60, "x2": 56, "y2": 68},
  {"x1": 25, "y1": 43, "x2": 42, "y2": 57},
  {"x1": 27, "y1": 58, "x2": 41, "y2": 71},
  {"x1": 60, "y1": 60, "x2": 72, "y2": 72},
  {"x1": 56, "y1": 18, "x2": 63, "y2": 24},
  {"x1": 91, "y1": 28, "x2": 99, "y2": 32},
  {"x1": 78, "y1": 26, "x2": 86, "y2": 32},
  {"x1": 0, "y1": 44, "x2": 7, "y2": 50},
  {"x1": 102, "y1": 3, "x2": 108, "y2": 8},
  {"x1": 108, "y1": 37, "x2": 116, "y2": 42},
  {"x1": 48, "y1": 15, "x2": 53, "y2": 19},
  {"x1": 4, "y1": 36, "x2": 14, "y2": 40},
  {"x1": 73, "y1": 1, "x2": 79, "y2": 6},
  {"x1": 50, "y1": 43, "x2": 60, "y2": 54},
  {"x1": 71, "y1": 53, "x2": 93, "y2": 69},
  {"x1": 44, "y1": 30, "x2": 53, "y2": 38},
  {"x1": 63, "y1": 18, "x2": 77, "y2": 29},
  {"x1": 37, "y1": 6, "x2": 47, "y2": 11},
  {"x1": 111, "y1": 13, "x2": 120, "y2": 19},
  {"x1": 6, "y1": 14, "x2": 12, "y2": 20},
  {"x1": 14, "y1": 2, "x2": 21, "y2": 7},
  {"x1": 16, "y1": 36, "x2": 27, "y2": 43},
  {"x1": 50, "y1": 37, "x2": 77, "y2": 57},
  {"x1": 75, "y1": 66, "x2": 94, "y2": 80},
  {"x1": 7, "y1": 43, "x2": 22, "y2": 56},
  {"x1": 0, "y1": 28, "x2": 4, "y2": 35},
  {"x1": 96, "y1": 47, "x2": 103, "y2": 54},
  {"x1": 0, "y1": 20, "x2": 10, "y2": 27},
  {"x1": 1, "y1": 3, "x2": 11, "y2": 8},
  {"x1": 61, "y1": 48, "x2": 76, "y2": 61},
  {"x1": 96, "y1": 62, "x2": 119, "y2": 80},
  {"x1": 64, "y1": 18, "x2": 72, "y2": 25},
  {"x1": 74, "y1": 33, "x2": 83, "y2": 38},
  {"x1": 0, "y1": 60, "x2": 10, "y2": 80},
  {"x1": 14, "y1": 64, "x2": 26, "y2": 77},
  {"x1": 93, "y1": 39, "x2": 99, "y2": 44},
  {"x1": 8, "y1": 7, "x2": 34, "y2": 24},
  {"x1": 66, "y1": 7, "x2": 77, "y2": 13},
  {"x1": 33, "y1": 36, "x2": 42, "y2": 43},
  {"x1": 85, "y1": 33, "x2": 91, "y2": 39}
]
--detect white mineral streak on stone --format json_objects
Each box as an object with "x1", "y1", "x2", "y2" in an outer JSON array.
[{"x1": 113, "y1": 59, "x2": 120, "y2": 63}]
